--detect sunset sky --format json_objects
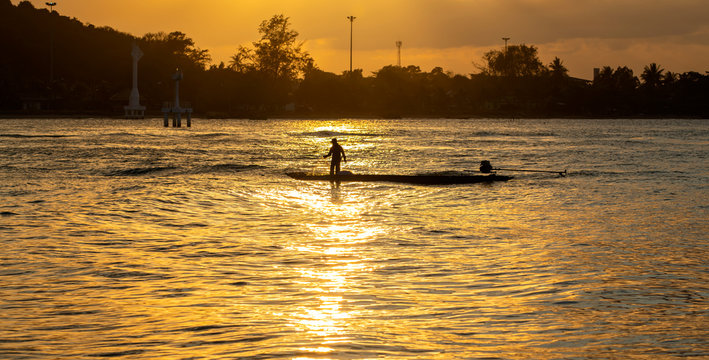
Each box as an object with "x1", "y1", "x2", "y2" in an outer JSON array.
[{"x1": 14, "y1": 0, "x2": 709, "y2": 79}]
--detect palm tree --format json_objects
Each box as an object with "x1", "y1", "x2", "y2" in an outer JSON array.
[
  {"x1": 593, "y1": 66, "x2": 614, "y2": 87},
  {"x1": 548, "y1": 57, "x2": 568, "y2": 78},
  {"x1": 662, "y1": 71, "x2": 678, "y2": 86},
  {"x1": 641, "y1": 63, "x2": 664, "y2": 88},
  {"x1": 228, "y1": 46, "x2": 253, "y2": 73}
]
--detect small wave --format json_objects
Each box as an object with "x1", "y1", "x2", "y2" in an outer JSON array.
[
  {"x1": 295, "y1": 130, "x2": 382, "y2": 138},
  {"x1": 191, "y1": 163, "x2": 264, "y2": 174},
  {"x1": 175, "y1": 324, "x2": 246, "y2": 333},
  {"x1": 572, "y1": 170, "x2": 624, "y2": 177},
  {"x1": 95, "y1": 269, "x2": 172, "y2": 280},
  {"x1": 105, "y1": 166, "x2": 178, "y2": 177},
  {"x1": 193, "y1": 132, "x2": 232, "y2": 138},
  {"x1": 52, "y1": 310, "x2": 101, "y2": 316},
  {"x1": 88, "y1": 349, "x2": 146, "y2": 357},
  {"x1": 181, "y1": 334, "x2": 279, "y2": 347},
  {"x1": 102, "y1": 132, "x2": 141, "y2": 137},
  {"x1": 106, "y1": 163, "x2": 265, "y2": 177},
  {"x1": 472, "y1": 131, "x2": 557, "y2": 137},
  {"x1": 0, "y1": 134, "x2": 70, "y2": 138},
  {"x1": 0, "y1": 211, "x2": 19, "y2": 217},
  {"x1": 415, "y1": 171, "x2": 468, "y2": 176},
  {"x1": 112, "y1": 185, "x2": 146, "y2": 192}
]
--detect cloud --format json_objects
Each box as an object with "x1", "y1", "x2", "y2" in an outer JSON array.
[
  {"x1": 15, "y1": 0, "x2": 709, "y2": 77},
  {"x1": 373, "y1": 0, "x2": 709, "y2": 48}
]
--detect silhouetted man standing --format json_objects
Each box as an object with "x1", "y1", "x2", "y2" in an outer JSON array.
[{"x1": 323, "y1": 138, "x2": 346, "y2": 175}]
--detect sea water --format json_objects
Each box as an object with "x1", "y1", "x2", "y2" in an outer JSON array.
[{"x1": 1, "y1": 118, "x2": 707, "y2": 359}]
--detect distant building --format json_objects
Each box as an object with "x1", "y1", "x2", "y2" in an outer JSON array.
[{"x1": 20, "y1": 96, "x2": 48, "y2": 111}]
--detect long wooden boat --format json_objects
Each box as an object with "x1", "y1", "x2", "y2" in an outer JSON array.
[{"x1": 286, "y1": 172, "x2": 512, "y2": 185}]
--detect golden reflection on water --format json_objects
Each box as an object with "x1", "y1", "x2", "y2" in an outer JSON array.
[
  {"x1": 282, "y1": 189, "x2": 379, "y2": 357},
  {"x1": 256, "y1": 132, "x2": 391, "y2": 358}
]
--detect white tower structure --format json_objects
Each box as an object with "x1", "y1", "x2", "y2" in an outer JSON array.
[{"x1": 124, "y1": 43, "x2": 146, "y2": 118}]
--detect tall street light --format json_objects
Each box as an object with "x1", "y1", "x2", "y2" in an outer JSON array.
[
  {"x1": 347, "y1": 16, "x2": 356, "y2": 73},
  {"x1": 502, "y1": 37, "x2": 510, "y2": 76},
  {"x1": 46, "y1": 2, "x2": 57, "y2": 84}
]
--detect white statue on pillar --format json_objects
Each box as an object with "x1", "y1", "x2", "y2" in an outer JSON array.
[
  {"x1": 124, "y1": 43, "x2": 146, "y2": 118},
  {"x1": 162, "y1": 68, "x2": 192, "y2": 127},
  {"x1": 172, "y1": 68, "x2": 183, "y2": 111}
]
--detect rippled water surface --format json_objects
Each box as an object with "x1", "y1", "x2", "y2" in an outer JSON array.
[{"x1": 1, "y1": 118, "x2": 707, "y2": 359}]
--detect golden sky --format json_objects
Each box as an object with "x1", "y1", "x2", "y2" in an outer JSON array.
[{"x1": 15, "y1": 0, "x2": 709, "y2": 78}]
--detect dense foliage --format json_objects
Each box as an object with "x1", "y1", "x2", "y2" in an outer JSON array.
[
  {"x1": 1, "y1": 0, "x2": 707, "y2": 118},
  {"x1": 230, "y1": 15, "x2": 314, "y2": 81}
]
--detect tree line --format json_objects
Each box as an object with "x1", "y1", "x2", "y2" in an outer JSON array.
[{"x1": 1, "y1": 0, "x2": 707, "y2": 118}]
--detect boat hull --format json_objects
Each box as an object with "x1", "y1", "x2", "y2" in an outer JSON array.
[{"x1": 286, "y1": 172, "x2": 512, "y2": 185}]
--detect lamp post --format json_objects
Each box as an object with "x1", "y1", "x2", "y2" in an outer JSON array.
[
  {"x1": 502, "y1": 37, "x2": 510, "y2": 76},
  {"x1": 347, "y1": 16, "x2": 356, "y2": 73},
  {"x1": 46, "y1": 2, "x2": 57, "y2": 83}
]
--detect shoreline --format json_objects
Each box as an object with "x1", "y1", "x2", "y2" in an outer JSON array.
[{"x1": 1, "y1": 113, "x2": 707, "y2": 120}]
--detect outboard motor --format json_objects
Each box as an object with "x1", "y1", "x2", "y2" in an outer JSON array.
[{"x1": 480, "y1": 160, "x2": 493, "y2": 173}]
